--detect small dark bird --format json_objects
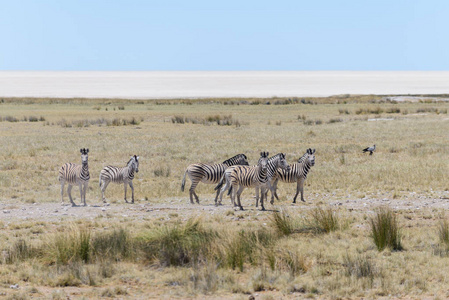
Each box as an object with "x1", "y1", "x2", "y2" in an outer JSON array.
[{"x1": 363, "y1": 144, "x2": 376, "y2": 155}]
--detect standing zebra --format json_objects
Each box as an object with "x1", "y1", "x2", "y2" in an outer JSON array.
[
  {"x1": 228, "y1": 152, "x2": 270, "y2": 211},
  {"x1": 99, "y1": 155, "x2": 140, "y2": 204},
  {"x1": 181, "y1": 154, "x2": 249, "y2": 204},
  {"x1": 215, "y1": 153, "x2": 290, "y2": 208},
  {"x1": 254, "y1": 153, "x2": 291, "y2": 208},
  {"x1": 272, "y1": 148, "x2": 316, "y2": 203},
  {"x1": 58, "y1": 148, "x2": 90, "y2": 206}
]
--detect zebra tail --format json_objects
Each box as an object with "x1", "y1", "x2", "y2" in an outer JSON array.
[
  {"x1": 181, "y1": 170, "x2": 187, "y2": 192},
  {"x1": 227, "y1": 186, "x2": 233, "y2": 196},
  {"x1": 214, "y1": 174, "x2": 225, "y2": 191}
]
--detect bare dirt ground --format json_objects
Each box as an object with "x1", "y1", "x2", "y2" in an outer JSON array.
[{"x1": 2, "y1": 191, "x2": 449, "y2": 224}]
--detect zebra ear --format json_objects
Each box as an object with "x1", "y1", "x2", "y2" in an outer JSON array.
[
  {"x1": 312, "y1": 149, "x2": 316, "y2": 154},
  {"x1": 86, "y1": 149, "x2": 89, "y2": 153}
]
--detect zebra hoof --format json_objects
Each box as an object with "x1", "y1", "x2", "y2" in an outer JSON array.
[{"x1": 261, "y1": 207, "x2": 266, "y2": 211}]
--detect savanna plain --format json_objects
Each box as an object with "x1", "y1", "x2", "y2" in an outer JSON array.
[{"x1": 1, "y1": 96, "x2": 449, "y2": 299}]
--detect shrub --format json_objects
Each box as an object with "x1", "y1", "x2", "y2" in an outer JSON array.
[{"x1": 369, "y1": 207, "x2": 403, "y2": 251}]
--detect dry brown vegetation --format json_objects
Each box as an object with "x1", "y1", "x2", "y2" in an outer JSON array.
[{"x1": 0, "y1": 95, "x2": 449, "y2": 299}]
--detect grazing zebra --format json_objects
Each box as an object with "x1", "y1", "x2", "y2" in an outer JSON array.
[
  {"x1": 58, "y1": 148, "x2": 90, "y2": 206},
  {"x1": 99, "y1": 155, "x2": 140, "y2": 204},
  {"x1": 272, "y1": 148, "x2": 316, "y2": 203},
  {"x1": 181, "y1": 154, "x2": 249, "y2": 204}
]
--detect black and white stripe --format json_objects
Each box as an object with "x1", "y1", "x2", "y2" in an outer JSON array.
[
  {"x1": 58, "y1": 148, "x2": 90, "y2": 206},
  {"x1": 181, "y1": 154, "x2": 249, "y2": 204},
  {"x1": 255, "y1": 153, "x2": 290, "y2": 208},
  {"x1": 228, "y1": 152, "x2": 271, "y2": 211},
  {"x1": 215, "y1": 153, "x2": 290, "y2": 208},
  {"x1": 99, "y1": 155, "x2": 140, "y2": 204},
  {"x1": 272, "y1": 148, "x2": 316, "y2": 203}
]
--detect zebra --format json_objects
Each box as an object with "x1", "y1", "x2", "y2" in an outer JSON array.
[
  {"x1": 99, "y1": 155, "x2": 140, "y2": 204},
  {"x1": 214, "y1": 153, "x2": 290, "y2": 208},
  {"x1": 271, "y1": 148, "x2": 316, "y2": 203},
  {"x1": 227, "y1": 151, "x2": 270, "y2": 211},
  {"x1": 181, "y1": 154, "x2": 249, "y2": 204},
  {"x1": 58, "y1": 148, "x2": 90, "y2": 206}
]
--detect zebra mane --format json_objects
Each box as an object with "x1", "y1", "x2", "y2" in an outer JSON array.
[
  {"x1": 222, "y1": 153, "x2": 247, "y2": 165},
  {"x1": 127, "y1": 156, "x2": 138, "y2": 167},
  {"x1": 268, "y1": 153, "x2": 285, "y2": 162}
]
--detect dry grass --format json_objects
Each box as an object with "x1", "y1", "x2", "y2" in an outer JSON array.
[{"x1": 0, "y1": 96, "x2": 449, "y2": 298}]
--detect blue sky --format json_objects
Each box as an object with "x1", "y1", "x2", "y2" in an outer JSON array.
[{"x1": 1, "y1": 0, "x2": 448, "y2": 70}]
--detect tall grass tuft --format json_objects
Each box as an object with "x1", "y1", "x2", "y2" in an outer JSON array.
[
  {"x1": 220, "y1": 228, "x2": 275, "y2": 271},
  {"x1": 369, "y1": 207, "x2": 403, "y2": 251},
  {"x1": 91, "y1": 228, "x2": 133, "y2": 262},
  {"x1": 4, "y1": 239, "x2": 41, "y2": 263},
  {"x1": 308, "y1": 206, "x2": 339, "y2": 233},
  {"x1": 140, "y1": 218, "x2": 217, "y2": 267},
  {"x1": 269, "y1": 209, "x2": 294, "y2": 236},
  {"x1": 343, "y1": 253, "x2": 376, "y2": 280},
  {"x1": 438, "y1": 217, "x2": 449, "y2": 248},
  {"x1": 45, "y1": 225, "x2": 92, "y2": 264}
]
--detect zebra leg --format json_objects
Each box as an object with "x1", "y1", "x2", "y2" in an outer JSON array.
[
  {"x1": 219, "y1": 175, "x2": 232, "y2": 206},
  {"x1": 214, "y1": 188, "x2": 221, "y2": 206},
  {"x1": 124, "y1": 182, "x2": 129, "y2": 203},
  {"x1": 100, "y1": 180, "x2": 110, "y2": 203},
  {"x1": 60, "y1": 180, "x2": 65, "y2": 204},
  {"x1": 67, "y1": 184, "x2": 76, "y2": 206},
  {"x1": 273, "y1": 179, "x2": 280, "y2": 201},
  {"x1": 292, "y1": 181, "x2": 299, "y2": 203},
  {"x1": 188, "y1": 180, "x2": 199, "y2": 204},
  {"x1": 236, "y1": 185, "x2": 245, "y2": 211},
  {"x1": 260, "y1": 188, "x2": 268, "y2": 210},
  {"x1": 82, "y1": 182, "x2": 88, "y2": 206},
  {"x1": 129, "y1": 181, "x2": 135, "y2": 204},
  {"x1": 267, "y1": 182, "x2": 275, "y2": 205},
  {"x1": 299, "y1": 178, "x2": 305, "y2": 202},
  {"x1": 255, "y1": 187, "x2": 259, "y2": 207}
]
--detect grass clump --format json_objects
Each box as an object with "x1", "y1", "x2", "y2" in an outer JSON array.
[
  {"x1": 220, "y1": 228, "x2": 275, "y2": 271},
  {"x1": 308, "y1": 206, "x2": 340, "y2": 233},
  {"x1": 369, "y1": 207, "x2": 403, "y2": 251},
  {"x1": 140, "y1": 218, "x2": 217, "y2": 267},
  {"x1": 269, "y1": 209, "x2": 295, "y2": 236},
  {"x1": 342, "y1": 253, "x2": 377, "y2": 280}
]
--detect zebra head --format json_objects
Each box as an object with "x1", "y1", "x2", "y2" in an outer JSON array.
[
  {"x1": 239, "y1": 154, "x2": 250, "y2": 166},
  {"x1": 277, "y1": 153, "x2": 291, "y2": 172},
  {"x1": 258, "y1": 151, "x2": 269, "y2": 172},
  {"x1": 80, "y1": 148, "x2": 89, "y2": 164},
  {"x1": 306, "y1": 148, "x2": 316, "y2": 166},
  {"x1": 129, "y1": 155, "x2": 140, "y2": 173}
]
